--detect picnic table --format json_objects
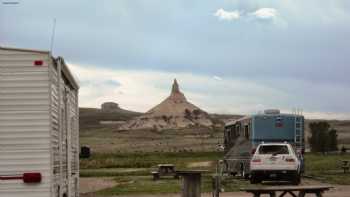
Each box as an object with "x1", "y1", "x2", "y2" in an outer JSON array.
[
  {"x1": 341, "y1": 160, "x2": 349, "y2": 173},
  {"x1": 241, "y1": 185, "x2": 333, "y2": 197},
  {"x1": 151, "y1": 164, "x2": 178, "y2": 180}
]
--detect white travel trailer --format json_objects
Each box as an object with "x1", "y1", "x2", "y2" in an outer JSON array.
[{"x1": 0, "y1": 46, "x2": 79, "y2": 197}]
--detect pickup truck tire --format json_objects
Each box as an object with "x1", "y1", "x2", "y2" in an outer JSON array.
[
  {"x1": 291, "y1": 173, "x2": 301, "y2": 185},
  {"x1": 250, "y1": 175, "x2": 261, "y2": 184}
]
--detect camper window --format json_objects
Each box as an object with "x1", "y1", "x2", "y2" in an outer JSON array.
[
  {"x1": 236, "y1": 125, "x2": 240, "y2": 137},
  {"x1": 229, "y1": 126, "x2": 236, "y2": 139},
  {"x1": 244, "y1": 125, "x2": 249, "y2": 139}
]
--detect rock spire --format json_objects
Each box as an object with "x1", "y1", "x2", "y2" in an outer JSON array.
[
  {"x1": 172, "y1": 79, "x2": 180, "y2": 94},
  {"x1": 119, "y1": 79, "x2": 213, "y2": 130}
]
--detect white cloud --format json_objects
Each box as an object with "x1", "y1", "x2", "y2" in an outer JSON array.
[
  {"x1": 67, "y1": 63, "x2": 350, "y2": 120},
  {"x1": 67, "y1": 63, "x2": 288, "y2": 115},
  {"x1": 214, "y1": 8, "x2": 240, "y2": 21},
  {"x1": 301, "y1": 111, "x2": 350, "y2": 120},
  {"x1": 252, "y1": 8, "x2": 278, "y2": 19},
  {"x1": 213, "y1": 75, "x2": 223, "y2": 81}
]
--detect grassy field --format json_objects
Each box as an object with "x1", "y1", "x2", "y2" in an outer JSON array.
[
  {"x1": 79, "y1": 109, "x2": 350, "y2": 195},
  {"x1": 80, "y1": 151, "x2": 350, "y2": 196},
  {"x1": 79, "y1": 107, "x2": 141, "y2": 130},
  {"x1": 80, "y1": 122, "x2": 350, "y2": 156},
  {"x1": 80, "y1": 127, "x2": 224, "y2": 153},
  {"x1": 80, "y1": 151, "x2": 251, "y2": 195},
  {"x1": 304, "y1": 153, "x2": 350, "y2": 185},
  {"x1": 80, "y1": 107, "x2": 350, "y2": 154},
  {"x1": 80, "y1": 151, "x2": 223, "y2": 170}
]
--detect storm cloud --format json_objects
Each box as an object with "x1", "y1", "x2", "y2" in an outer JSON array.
[{"x1": 1, "y1": 0, "x2": 350, "y2": 118}]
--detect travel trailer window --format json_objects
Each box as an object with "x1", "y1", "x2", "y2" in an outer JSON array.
[
  {"x1": 228, "y1": 128, "x2": 232, "y2": 140},
  {"x1": 244, "y1": 125, "x2": 250, "y2": 139},
  {"x1": 230, "y1": 126, "x2": 237, "y2": 139}
]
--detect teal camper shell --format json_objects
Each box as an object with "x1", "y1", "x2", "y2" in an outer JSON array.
[{"x1": 223, "y1": 110, "x2": 304, "y2": 176}]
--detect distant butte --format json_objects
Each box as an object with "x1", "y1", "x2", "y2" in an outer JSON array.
[{"x1": 119, "y1": 79, "x2": 213, "y2": 130}]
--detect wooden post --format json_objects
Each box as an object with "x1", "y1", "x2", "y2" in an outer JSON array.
[
  {"x1": 177, "y1": 170, "x2": 207, "y2": 197},
  {"x1": 182, "y1": 173, "x2": 201, "y2": 197},
  {"x1": 212, "y1": 175, "x2": 220, "y2": 197}
]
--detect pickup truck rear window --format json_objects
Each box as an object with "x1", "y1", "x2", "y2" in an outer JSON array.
[{"x1": 258, "y1": 145, "x2": 289, "y2": 155}]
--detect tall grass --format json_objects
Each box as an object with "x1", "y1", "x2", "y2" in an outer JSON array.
[
  {"x1": 305, "y1": 153, "x2": 350, "y2": 171},
  {"x1": 305, "y1": 153, "x2": 350, "y2": 185}
]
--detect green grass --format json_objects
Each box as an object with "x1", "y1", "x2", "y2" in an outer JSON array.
[
  {"x1": 79, "y1": 107, "x2": 141, "y2": 130},
  {"x1": 305, "y1": 153, "x2": 349, "y2": 171},
  {"x1": 80, "y1": 168, "x2": 149, "y2": 177},
  {"x1": 304, "y1": 153, "x2": 350, "y2": 185},
  {"x1": 220, "y1": 176, "x2": 251, "y2": 192},
  {"x1": 80, "y1": 151, "x2": 223, "y2": 169},
  {"x1": 81, "y1": 151, "x2": 232, "y2": 195}
]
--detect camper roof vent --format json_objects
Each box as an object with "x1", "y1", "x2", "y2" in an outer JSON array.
[{"x1": 264, "y1": 109, "x2": 280, "y2": 114}]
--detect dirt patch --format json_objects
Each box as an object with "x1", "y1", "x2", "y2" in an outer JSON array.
[
  {"x1": 83, "y1": 187, "x2": 350, "y2": 197},
  {"x1": 80, "y1": 177, "x2": 350, "y2": 197},
  {"x1": 80, "y1": 177, "x2": 116, "y2": 194}
]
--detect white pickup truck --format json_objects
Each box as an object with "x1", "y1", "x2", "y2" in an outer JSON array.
[{"x1": 250, "y1": 143, "x2": 301, "y2": 185}]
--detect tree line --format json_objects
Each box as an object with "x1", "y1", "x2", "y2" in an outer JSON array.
[{"x1": 308, "y1": 121, "x2": 339, "y2": 153}]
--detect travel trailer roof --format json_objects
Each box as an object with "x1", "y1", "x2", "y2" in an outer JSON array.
[
  {"x1": 225, "y1": 111, "x2": 303, "y2": 127},
  {"x1": 0, "y1": 46, "x2": 79, "y2": 90},
  {"x1": 0, "y1": 46, "x2": 50, "y2": 54}
]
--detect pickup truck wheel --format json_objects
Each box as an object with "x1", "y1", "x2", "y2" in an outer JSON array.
[
  {"x1": 250, "y1": 175, "x2": 259, "y2": 184},
  {"x1": 291, "y1": 174, "x2": 301, "y2": 185}
]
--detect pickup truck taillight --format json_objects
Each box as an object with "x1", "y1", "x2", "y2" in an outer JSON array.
[{"x1": 252, "y1": 157, "x2": 261, "y2": 163}]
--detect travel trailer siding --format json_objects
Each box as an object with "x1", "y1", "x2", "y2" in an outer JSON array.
[{"x1": 0, "y1": 46, "x2": 79, "y2": 197}]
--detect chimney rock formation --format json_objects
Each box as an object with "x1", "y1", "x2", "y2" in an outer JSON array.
[{"x1": 119, "y1": 79, "x2": 213, "y2": 130}]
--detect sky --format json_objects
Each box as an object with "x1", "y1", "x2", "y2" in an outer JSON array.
[{"x1": 1, "y1": 0, "x2": 350, "y2": 119}]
